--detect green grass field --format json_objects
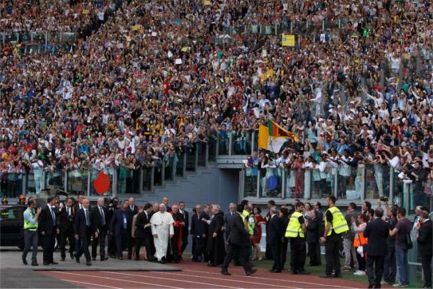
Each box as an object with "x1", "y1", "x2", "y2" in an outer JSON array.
[{"x1": 251, "y1": 257, "x2": 424, "y2": 289}]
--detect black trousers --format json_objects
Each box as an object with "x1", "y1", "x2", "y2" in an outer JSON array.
[
  {"x1": 222, "y1": 243, "x2": 252, "y2": 274},
  {"x1": 181, "y1": 228, "x2": 188, "y2": 254},
  {"x1": 290, "y1": 238, "x2": 306, "y2": 273},
  {"x1": 22, "y1": 230, "x2": 38, "y2": 262},
  {"x1": 270, "y1": 242, "x2": 282, "y2": 271},
  {"x1": 76, "y1": 229, "x2": 91, "y2": 262},
  {"x1": 115, "y1": 231, "x2": 130, "y2": 258},
  {"x1": 92, "y1": 228, "x2": 107, "y2": 259},
  {"x1": 357, "y1": 250, "x2": 366, "y2": 271},
  {"x1": 135, "y1": 236, "x2": 154, "y2": 260},
  {"x1": 171, "y1": 235, "x2": 182, "y2": 262},
  {"x1": 128, "y1": 237, "x2": 135, "y2": 258},
  {"x1": 367, "y1": 255, "x2": 385, "y2": 288},
  {"x1": 108, "y1": 232, "x2": 116, "y2": 257},
  {"x1": 59, "y1": 226, "x2": 75, "y2": 260},
  {"x1": 421, "y1": 254, "x2": 432, "y2": 288},
  {"x1": 308, "y1": 241, "x2": 321, "y2": 266},
  {"x1": 192, "y1": 236, "x2": 207, "y2": 261},
  {"x1": 383, "y1": 246, "x2": 396, "y2": 283},
  {"x1": 325, "y1": 234, "x2": 342, "y2": 276},
  {"x1": 42, "y1": 231, "x2": 55, "y2": 264},
  {"x1": 281, "y1": 237, "x2": 289, "y2": 269}
]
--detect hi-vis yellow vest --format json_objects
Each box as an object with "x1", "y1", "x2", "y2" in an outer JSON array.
[
  {"x1": 285, "y1": 211, "x2": 304, "y2": 238},
  {"x1": 325, "y1": 206, "x2": 349, "y2": 236},
  {"x1": 23, "y1": 208, "x2": 38, "y2": 231}
]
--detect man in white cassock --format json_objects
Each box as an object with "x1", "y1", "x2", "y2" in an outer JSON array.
[{"x1": 150, "y1": 203, "x2": 174, "y2": 263}]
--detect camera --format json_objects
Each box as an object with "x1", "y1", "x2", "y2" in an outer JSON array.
[{"x1": 380, "y1": 197, "x2": 388, "y2": 202}]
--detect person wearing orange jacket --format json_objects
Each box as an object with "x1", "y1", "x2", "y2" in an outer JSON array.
[{"x1": 353, "y1": 214, "x2": 369, "y2": 276}]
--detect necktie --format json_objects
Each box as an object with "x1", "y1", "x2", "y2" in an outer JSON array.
[
  {"x1": 50, "y1": 207, "x2": 56, "y2": 223},
  {"x1": 85, "y1": 209, "x2": 90, "y2": 226},
  {"x1": 123, "y1": 213, "x2": 127, "y2": 230},
  {"x1": 68, "y1": 207, "x2": 71, "y2": 216},
  {"x1": 100, "y1": 207, "x2": 105, "y2": 225}
]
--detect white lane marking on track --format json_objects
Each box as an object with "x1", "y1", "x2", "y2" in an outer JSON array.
[
  {"x1": 182, "y1": 269, "x2": 349, "y2": 288},
  {"x1": 107, "y1": 271, "x2": 238, "y2": 289},
  {"x1": 51, "y1": 271, "x2": 182, "y2": 289},
  {"x1": 58, "y1": 278, "x2": 123, "y2": 289},
  {"x1": 151, "y1": 270, "x2": 290, "y2": 288}
]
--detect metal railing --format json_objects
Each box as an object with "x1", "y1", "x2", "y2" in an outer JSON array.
[
  {"x1": 240, "y1": 166, "x2": 433, "y2": 213},
  {"x1": 0, "y1": 141, "x2": 216, "y2": 199}
]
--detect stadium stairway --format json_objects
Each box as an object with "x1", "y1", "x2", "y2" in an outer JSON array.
[{"x1": 142, "y1": 162, "x2": 240, "y2": 208}]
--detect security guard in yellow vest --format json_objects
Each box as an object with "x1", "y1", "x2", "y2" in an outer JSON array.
[
  {"x1": 22, "y1": 198, "x2": 42, "y2": 266},
  {"x1": 240, "y1": 200, "x2": 254, "y2": 263},
  {"x1": 320, "y1": 196, "x2": 349, "y2": 278},
  {"x1": 285, "y1": 202, "x2": 309, "y2": 275}
]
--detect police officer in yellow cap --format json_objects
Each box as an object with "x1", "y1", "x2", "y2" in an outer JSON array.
[
  {"x1": 320, "y1": 196, "x2": 349, "y2": 278},
  {"x1": 22, "y1": 198, "x2": 42, "y2": 266},
  {"x1": 285, "y1": 202, "x2": 309, "y2": 275}
]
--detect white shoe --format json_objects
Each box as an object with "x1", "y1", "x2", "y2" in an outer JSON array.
[{"x1": 353, "y1": 270, "x2": 366, "y2": 276}]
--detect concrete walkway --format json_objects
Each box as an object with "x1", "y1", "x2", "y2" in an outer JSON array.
[{"x1": 0, "y1": 251, "x2": 180, "y2": 271}]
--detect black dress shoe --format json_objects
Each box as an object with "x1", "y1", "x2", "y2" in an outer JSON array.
[
  {"x1": 221, "y1": 271, "x2": 231, "y2": 276},
  {"x1": 100, "y1": 257, "x2": 108, "y2": 261},
  {"x1": 75, "y1": 255, "x2": 80, "y2": 263},
  {"x1": 86, "y1": 261, "x2": 92, "y2": 266},
  {"x1": 43, "y1": 262, "x2": 50, "y2": 266},
  {"x1": 51, "y1": 262, "x2": 58, "y2": 265},
  {"x1": 333, "y1": 274, "x2": 342, "y2": 278},
  {"x1": 70, "y1": 252, "x2": 74, "y2": 260},
  {"x1": 22, "y1": 258, "x2": 28, "y2": 265},
  {"x1": 298, "y1": 271, "x2": 310, "y2": 275},
  {"x1": 92, "y1": 257, "x2": 97, "y2": 261},
  {"x1": 246, "y1": 269, "x2": 257, "y2": 276},
  {"x1": 31, "y1": 261, "x2": 39, "y2": 266},
  {"x1": 118, "y1": 256, "x2": 123, "y2": 260},
  {"x1": 61, "y1": 258, "x2": 66, "y2": 261},
  {"x1": 320, "y1": 275, "x2": 333, "y2": 278}
]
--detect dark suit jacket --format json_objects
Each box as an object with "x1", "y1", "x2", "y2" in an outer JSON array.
[
  {"x1": 180, "y1": 209, "x2": 189, "y2": 232},
  {"x1": 417, "y1": 219, "x2": 432, "y2": 256},
  {"x1": 58, "y1": 206, "x2": 75, "y2": 230},
  {"x1": 268, "y1": 214, "x2": 283, "y2": 245},
  {"x1": 306, "y1": 216, "x2": 321, "y2": 243},
  {"x1": 280, "y1": 215, "x2": 290, "y2": 239},
  {"x1": 110, "y1": 209, "x2": 131, "y2": 235},
  {"x1": 364, "y1": 217, "x2": 390, "y2": 256},
  {"x1": 91, "y1": 206, "x2": 108, "y2": 232},
  {"x1": 74, "y1": 208, "x2": 94, "y2": 237},
  {"x1": 129, "y1": 206, "x2": 138, "y2": 216},
  {"x1": 191, "y1": 212, "x2": 207, "y2": 237},
  {"x1": 39, "y1": 205, "x2": 57, "y2": 234},
  {"x1": 135, "y1": 211, "x2": 152, "y2": 239},
  {"x1": 223, "y1": 212, "x2": 235, "y2": 240},
  {"x1": 227, "y1": 212, "x2": 249, "y2": 246}
]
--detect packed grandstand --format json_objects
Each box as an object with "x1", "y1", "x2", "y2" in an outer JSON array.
[{"x1": 0, "y1": 0, "x2": 433, "y2": 204}]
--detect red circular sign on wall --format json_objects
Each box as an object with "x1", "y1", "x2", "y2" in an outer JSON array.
[{"x1": 93, "y1": 172, "x2": 111, "y2": 195}]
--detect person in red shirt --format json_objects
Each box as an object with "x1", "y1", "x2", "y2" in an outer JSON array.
[{"x1": 252, "y1": 207, "x2": 266, "y2": 261}]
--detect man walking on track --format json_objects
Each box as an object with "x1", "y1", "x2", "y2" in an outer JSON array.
[{"x1": 221, "y1": 204, "x2": 257, "y2": 276}]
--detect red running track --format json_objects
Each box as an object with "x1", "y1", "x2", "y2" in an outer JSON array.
[{"x1": 40, "y1": 260, "x2": 377, "y2": 289}]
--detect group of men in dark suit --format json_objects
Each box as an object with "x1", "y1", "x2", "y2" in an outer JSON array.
[{"x1": 37, "y1": 195, "x2": 140, "y2": 266}]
